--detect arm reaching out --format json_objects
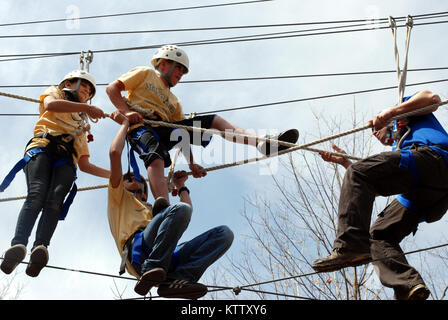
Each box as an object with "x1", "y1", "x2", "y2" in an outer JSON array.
[{"x1": 319, "y1": 144, "x2": 352, "y2": 169}]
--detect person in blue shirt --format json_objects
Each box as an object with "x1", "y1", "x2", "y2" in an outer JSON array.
[{"x1": 312, "y1": 89, "x2": 448, "y2": 300}]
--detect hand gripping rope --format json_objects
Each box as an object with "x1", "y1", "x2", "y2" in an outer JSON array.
[{"x1": 1, "y1": 89, "x2": 448, "y2": 203}]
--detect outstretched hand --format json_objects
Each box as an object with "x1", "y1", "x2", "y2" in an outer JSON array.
[{"x1": 319, "y1": 144, "x2": 352, "y2": 168}]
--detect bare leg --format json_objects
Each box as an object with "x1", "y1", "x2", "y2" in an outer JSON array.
[
  {"x1": 147, "y1": 158, "x2": 170, "y2": 201},
  {"x1": 211, "y1": 116, "x2": 259, "y2": 146}
]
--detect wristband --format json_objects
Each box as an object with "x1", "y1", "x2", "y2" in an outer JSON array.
[{"x1": 178, "y1": 186, "x2": 190, "y2": 196}]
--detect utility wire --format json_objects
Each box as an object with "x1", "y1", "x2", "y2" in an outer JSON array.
[
  {"x1": 2, "y1": 18, "x2": 448, "y2": 63},
  {"x1": 3, "y1": 11, "x2": 448, "y2": 40},
  {"x1": 194, "y1": 78, "x2": 448, "y2": 115},
  {"x1": 2, "y1": 240, "x2": 446, "y2": 300},
  {"x1": 0, "y1": 0, "x2": 274, "y2": 28},
  {"x1": 0, "y1": 19, "x2": 390, "y2": 39},
  {"x1": 1, "y1": 77, "x2": 448, "y2": 117},
  {"x1": 2, "y1": 66, "x2": 448, "y2": 88}
]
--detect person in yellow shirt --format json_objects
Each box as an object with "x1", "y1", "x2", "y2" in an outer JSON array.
[
  {"x1": 108, "y1": 110, "x2": 233, "y2": 299},
  {"x1": 0, "y1": 70, "x2": 109, "y2": 278},
  {"x1": 106, "y1": 45, "x2": 299, "y2": 206}
]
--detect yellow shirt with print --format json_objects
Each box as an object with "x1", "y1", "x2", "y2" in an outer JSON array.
[
  {"x1": 118, "y1": 66, "x2": 186, "y2": 124},
  {"x1": 26, "y1": 86, "x2": 90, "y2": 166},
  {"x1": 107, "y1": 178, "x2": 153, "y2": 278}
]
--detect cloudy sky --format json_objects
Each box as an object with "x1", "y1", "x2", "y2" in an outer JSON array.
[{"x1": 1, "y1": 0, "x2": 448, "y2": 300}]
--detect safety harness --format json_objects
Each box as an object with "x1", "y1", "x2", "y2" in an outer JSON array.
[{"x1": 0, "y1": 132, "x2": 78, "y2": 221}]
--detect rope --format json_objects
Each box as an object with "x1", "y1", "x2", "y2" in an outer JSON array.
[
  {"x1": 0, "y1": 91, "x2": 41, "y2": 104},
  {"x1": 1, "y1": 90, "x2": 447, "y2": 203}
]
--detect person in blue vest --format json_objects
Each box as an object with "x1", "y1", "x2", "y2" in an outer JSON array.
[
  {"x1": 0, "y1": 70, "x2": 109, "y2": 278},
  {"x1": 312, "y1": 89, "x2": 448, "y2": 300},
  {"x1": 107, "y1": 110, "x2": 234, "y2": 299}
]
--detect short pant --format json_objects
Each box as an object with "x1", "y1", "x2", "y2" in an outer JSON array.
[{"x1": 128, "y1": 115, "x2": 216, "y2": 168}]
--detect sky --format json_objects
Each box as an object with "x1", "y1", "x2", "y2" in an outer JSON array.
[{"x1": 1, "y1": 0, "x2": 448, "y2": 300}]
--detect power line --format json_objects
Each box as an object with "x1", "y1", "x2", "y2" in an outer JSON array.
[
  {"x1": 194, "y1": 78, "x2": 448, "y2": 115},
  {"x1": 2, "y1": 240, "x2": 446, "y2": 300},
  {"x1": 1, "y1": 78, "x2": 448, "y2": 118},
  {"x1": 1, "y1": 66, "x2": 448, "y2": 88},
  {"x1": 0, "y1": 0, "x2": 274, "y2": 28},
  {"x1": 2, "y1": 9, "x2": 448, "y2": 38},
  {"x1": 0, "y1": 19, "x2": 390, "y2": 40},
  {"x1": 2, "y1": 17, "x2": 448, "y2": 63}
]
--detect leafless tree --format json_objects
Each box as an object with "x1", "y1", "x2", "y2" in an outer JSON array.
[
  {"x1": 205, "y1": 105, "x2": 448, "y2": 300},
  {"x1": 0, "y1": 271, "x2": 24, "y2": 300}
]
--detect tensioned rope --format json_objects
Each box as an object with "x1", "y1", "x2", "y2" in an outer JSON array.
[{"x1": 1, "y1": 90, "x2": 448, "y2": 202}]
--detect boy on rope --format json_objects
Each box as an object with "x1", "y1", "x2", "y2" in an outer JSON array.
[
  {"x1": 312, "y1": 89, "x2": 448, "y2": 300},
  {"x1": 106, "y1": 44, "x2": 299, "y2": 208},
  {"x1": 0, "y1": 70, "x2": 109, "y2": 278},
  {"x1": 108, "y1": 110, "x2": 233, "y2": 299}
]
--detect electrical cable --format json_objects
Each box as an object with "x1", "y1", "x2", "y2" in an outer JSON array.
[{"x1": 0, "y1": 0, "x2": 274, "y2": 28}]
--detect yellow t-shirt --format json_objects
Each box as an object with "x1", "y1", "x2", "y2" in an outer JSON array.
[
  {"x1": 107, "y1": 178, "x2": 153, "y2": 278},
  {"x1": 26, "y1": 86, "x2": 90, "y2": 166},
  {"x1": 118, "y1": 66, "x2": 186, "y2": 123}
]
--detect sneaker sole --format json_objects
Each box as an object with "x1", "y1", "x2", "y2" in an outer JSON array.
[
  {"x1": 1, "y1": 245, "x2": 26, "y2": 274},
  {"x1": 158, "y1": 288, "x2": 208, "y2": 300},
  {"x1": 158, "y1": 282, "x2": 208, "y2": 299},
  {"x1": 261, "y1": 129, "x2": 299, "y2": 155},
  {"x1": 134, "y1": 268, "x2": 167, "y2": 296},
  {"x1": 312, "y1": 255, "x2": 371, "y2": 273},
  {"x1": 277, "y1": 129, "x2": 299, "y2": 151},
  {"x1": 26, "y1": 248, "x2": 48, "y2": 277}
]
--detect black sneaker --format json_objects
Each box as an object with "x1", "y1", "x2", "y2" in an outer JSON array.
[
  {"x1": 152, "y1": 197, "x2": 170, "y2": 217},
  {"x1": 1, "y1": 244, "x2": 27, "y2": 274},
  {"x1": 157, "y1": 279, "x2": 208, "y2": 300},
  {"x1": 26, "y1": 245, "x2": 49, "y2": 277},
  {"x1": 312, "y1": 248, "x2": 371, "y2": 273},
  {"x1": 408, "y1": 284, "x2": 431, "y2": 300},
  {"x1": 257, "y1": 129, "x2": 299, "y2": 156},
  {"x1": 134, "y1": 267, "x2": 167, "y2": 296}
]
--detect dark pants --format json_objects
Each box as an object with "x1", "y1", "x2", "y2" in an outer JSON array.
[
  {"x1": 334, "y1": 145, "x2": 448, "y2": 297},
  {"x1": 128, "y1": 115, "x2": 216, "y2": 168},
  {"x1": 12, "y1": 152, "x2": 76, "y2": 249}
]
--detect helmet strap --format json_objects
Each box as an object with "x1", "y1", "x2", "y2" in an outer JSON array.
[
  {"x1": 62, "y1": 79, "x2": 82, "y2": 102},
  {"x1": 159, "y1": 61, "x2": 178, "y2": 88}
]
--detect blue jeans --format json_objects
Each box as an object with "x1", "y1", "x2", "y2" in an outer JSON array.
[
  {"x1": 135, "y1": 203, "x2": 234, "y2": 282},
  {"x1": 12, "y1": 152, "x2": 76, "y2": 249}
]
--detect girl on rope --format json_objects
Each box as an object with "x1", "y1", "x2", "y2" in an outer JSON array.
[
  {"x1": 0, "y1": 70, "x2": 109, "y2": 278},
  {"x1": 108, "y1": 110, "x2": 233, "y2": 299},
  {"x1": 106, "y1": 44, "x2": 299, "y2": 212}
]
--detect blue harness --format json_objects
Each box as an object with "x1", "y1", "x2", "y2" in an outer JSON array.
[{"x1": 0, "y1": 146, "x2": 78, "y2": 221}]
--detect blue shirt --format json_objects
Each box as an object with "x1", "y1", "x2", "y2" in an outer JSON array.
[{"x1": 393, "y1": 95, "x2": 448, "y2": 163}]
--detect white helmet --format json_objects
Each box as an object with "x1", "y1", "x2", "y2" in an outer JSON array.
[
  {"x1": 59, "y1": 69, "x2": 97, "y2": 98},
  {"x1": 151, "y1": 45, "x2": 189, "y2": 74}
]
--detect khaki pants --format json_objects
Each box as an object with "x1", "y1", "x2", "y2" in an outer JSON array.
[{"x1": 334, "y1": 145, "x2": 448, "y2": 298}]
